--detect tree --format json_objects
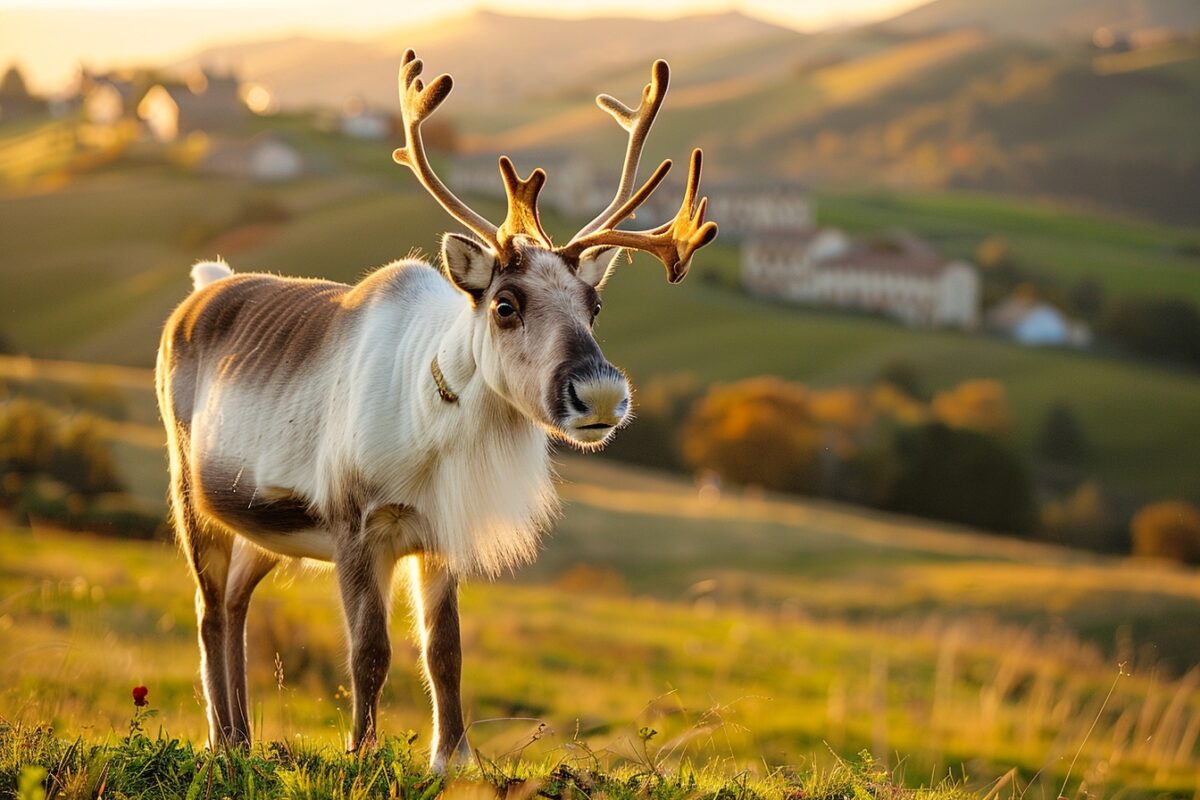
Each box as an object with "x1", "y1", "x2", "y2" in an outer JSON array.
[
  {"x1": 932, "y1": 379, "x2": 1013, "y2": 437},
  {"x1": 886, "y1": 422, "x2": 1037, "y2": 535},
  {"x1": 1131, "y1": 501, "x2": 1200, "y2": 564},
  {"x1": 681, "y1": 378, "x2": 823, "y2": 494},
  {"x1": 0, "y1": 65, "x2": 30, "y2": 99},
  {"x1": 1036, "y1": 403, "x2": 1088, "y2": 464},
  {"x1": 876, "y1": 359, "x2": 925, "y2": 400},
  {"x1": 1102, "y1": 297, "x2": 1200, "y2": 369}
]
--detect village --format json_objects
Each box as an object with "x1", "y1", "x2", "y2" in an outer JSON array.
[{"x1": 0, "y1": 61, "x2": 1093, "y2": 348}]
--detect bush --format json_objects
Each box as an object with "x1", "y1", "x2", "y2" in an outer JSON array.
[
  {"x1": 1131, "y1": 500, "x2": 1200, "y2": 564},
  {"x1": 1101, "y1": 297, "x2": 1200, "y2": 369},
  {"x1": 50, "y1": 413, "x2": 124, "y2": 496},
  {"x1": 1036, "y1": 403, "x2": 1088, "y2": 465},
  {"x1": 681, "y1": 377, "x2": 823, "y2": 494},
  {"x1": 931, "y1": 379, "x2": 1013, "y2": 436},
  {"x1": 886, "y1": 422, "x2": 1038, "y2": 535}
]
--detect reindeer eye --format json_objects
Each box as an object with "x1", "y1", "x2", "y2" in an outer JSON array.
[
  {"x1": 592, "y1": 302, "x2": 602, "y2": 318},
  {"x1": 492, "y1": 291, "x2": 521, "y2": 324}
]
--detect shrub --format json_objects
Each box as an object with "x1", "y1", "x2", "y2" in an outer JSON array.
[
  {"x1": 681, "y1": 377, "x2": 823, "y2": 494},
  {"x1": 886, "y1": 422, "x2": 1037, "y2": 535},
  {"x1": 1131, "y1": 500, "x2": 1200, "y2": 564},
  {"x1": 931, "y1": 379, "x2": 1013, "y2": 436},
  {"x1": 1036, "y1": 403, "x2": 1088, "y2": 464}
]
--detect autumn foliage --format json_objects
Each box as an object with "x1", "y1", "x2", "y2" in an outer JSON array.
[
  {"x1": 680, "y1": 375, "x2": 1037, "y2": 534},
  {"x1": 1131, "y1": 500, "x2": 1200, "y2": 565}
]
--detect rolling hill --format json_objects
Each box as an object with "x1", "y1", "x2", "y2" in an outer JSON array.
[
  {"x1": 887, "y1": 0, "x2": 1200, "y2": 40},
  {"x1": 173, "y1": 10, "x2": 794, "y2": 110}
]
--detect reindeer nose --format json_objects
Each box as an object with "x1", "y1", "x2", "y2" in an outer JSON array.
[{"x1": 567, "y1": 368, "x2": 629, "y2": 428}]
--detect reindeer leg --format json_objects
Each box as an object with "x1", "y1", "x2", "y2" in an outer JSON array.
[
  {"x1": 224, "y1": 538, "x2": 278, "y2": 746},
  {"x1": 409, "y1": 555, "x2": 469, "y2": 771},
  {"x1": 335, "y1": 539, "x2": 396, "y2": 751},
  {"x1": 172, "y1": 471, "x2": 235, "y2": 747}
]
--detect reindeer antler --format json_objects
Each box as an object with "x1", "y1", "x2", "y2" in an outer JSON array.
[
  {"x1": 392, "y1": 51, "x2": 717, "y2": 278},
  {"x1": 558, "y1": 149, "x2": 717, "y2": 283},
  {"x1": 392, "y1": 50, "x2": 500, "y2": 251},
  {"x1": 573, "y1": 60, "x2": 672, "y2": 238},
  {"x1": 496, "y1": 156, "x2": 551, "y2": 254}
]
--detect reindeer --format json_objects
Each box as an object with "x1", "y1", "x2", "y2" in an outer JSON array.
[{"x1": 155, "y1": 50, "x2": 716, "y2": 768}]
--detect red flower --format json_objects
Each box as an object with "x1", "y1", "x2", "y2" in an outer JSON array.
[{"x1": 132, "y1": 686, "x2": 149, "y2": 707}]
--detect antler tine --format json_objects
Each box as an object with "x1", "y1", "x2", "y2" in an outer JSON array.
[
  {"x1": 559, "y1": 149, "x2": 718, "y2": 284},
  {"x1": 573, "y1": 60, "x2": 671, "y2": 239},
  {"x1": 392, "y1": 49, "x2": 500, "y2": 249},
  {"x1": 496, "y1": 156, "x2": 551, "y2": 256}
]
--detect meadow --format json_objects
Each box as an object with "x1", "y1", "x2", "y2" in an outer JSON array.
[
  {"x1": 2, "y1": 452, "x2": 1200, "y2": 797},
  {"x1": 1, "y1": 116, "x2": 1199, "y2": 799},
  {"x1": 1, "y1": 151, "x2": 1199, "y2": 500}
]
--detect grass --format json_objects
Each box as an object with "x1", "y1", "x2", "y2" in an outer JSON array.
[
  {"x1": 1, "y1": 724, "x2": 957, "y2": 800},
  {"x1": 2, "y1": 479, "x2": 1199, "y2": 797}
]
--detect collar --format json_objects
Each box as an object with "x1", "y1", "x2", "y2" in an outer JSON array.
[{"x1": 431, "y1": 355, "x2": 459, "y2": 404}]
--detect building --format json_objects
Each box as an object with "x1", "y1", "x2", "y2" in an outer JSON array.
[
  {"x1": 197, "y1": 133, "x2": 303, "y2": 182},
  {"x1": 704, "y1": 180, "x2": 812, "y2": 236},
  {"x1": 451, "y1": 151, "x2": 609, "y2": 218},
  {"x1": 137, "y1": 70, "x2": 247, "y2": 142},
  {"x1": 986, "y1": 294, "x2": 1091, "y2": 347},
  {"x1": 81, "y1": 71, "x2": 140, "y2": 127},
  {"x1": 339, "y1": 98, "x2": 395, "y2": 140},
  {"x1": 742, "y1": 230, "x2": 980, "y2": 329}
]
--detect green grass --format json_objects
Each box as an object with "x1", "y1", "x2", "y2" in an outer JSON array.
[
  {"x1": 0, "y1": 724, "x2": 955, "y2": 800},
  {"x1": 3, "y1": 480, "x2": 1200, "y2": 797},
  {"x1": 1, "y1": 150, "x2": 1199, "y2": 501},
  {"x1": 815, "y1": 189, "x2": 1200, "y2": 303}
]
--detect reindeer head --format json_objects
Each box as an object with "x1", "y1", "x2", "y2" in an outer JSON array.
[{"x1": 392, "y1": 51, "x2": 717, "y2": 449}]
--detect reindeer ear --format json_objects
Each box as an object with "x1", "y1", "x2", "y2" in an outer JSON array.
[
  {"x1": 441, "y1": 232, "x2": 498, "y2": 298},
  {"x1": 577, "y1": 246, "x2": 622, "y2": 288}
]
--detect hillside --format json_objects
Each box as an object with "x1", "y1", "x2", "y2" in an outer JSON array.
[
  {"x1": 888, "y1": 0, "x2": 1200, "y2": 40},
  {"x1": 173, "y1": 10, "x2": 794, "y2": 110},
  {"x1": 1, "y1": 159, "x2": 1198, "y2": 500}
]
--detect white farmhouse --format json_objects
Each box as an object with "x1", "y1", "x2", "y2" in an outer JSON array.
[{"x1": 742, "y1": 230, "x2": 980, "y2": 329}]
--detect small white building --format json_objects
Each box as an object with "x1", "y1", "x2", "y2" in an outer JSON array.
[
  {"x1": 339, "y1": 98, "x2": 395, "y2": 140},
  {"x1": 742, "y1": 230, "x2": 980, "y2": 329},
  {"x1": 197, "y1": 133, "x2": 303, "y2": 182},
  {"x1": 451, "y1": 151, "x2": 608, "y2": 218},
  {"x1": 986, "y1": 295, "x2": 1091, "y2": 347},
  {"x1": 705, "y1": 180, "x2": 812, "y2": 236}
]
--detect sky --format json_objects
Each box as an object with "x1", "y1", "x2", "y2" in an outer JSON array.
[{"x1": 0, "y1": 0, "x2": 925, "y2": 94}]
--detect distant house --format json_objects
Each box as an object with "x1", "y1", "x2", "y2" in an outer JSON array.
[
  {"x1": 986, "y1": 295, "x2": 1091, "y2": 347},
  {"x1": 451, "y1": 151, "x2": 607, "y2": 218},
  {"x1": 743, "y1": 230, "x2": 980, "y2": 329},
  {"x1": 197, "y1": 133, "x2": 303, "y2": 182},
  {"x1": 705, "y1": 180, "x2": 813, "y2": 237},
  {"x1": 137, "y1": 70, "x2": 247, "y2": 142},
  {"x1": 81, "y1": 71, "x2": 139, "y2": 127},
  {"x1": 339, "y1": 98, "x2": 395, "y2": 140}
]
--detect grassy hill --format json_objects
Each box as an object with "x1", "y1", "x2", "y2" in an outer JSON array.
[
  {"x1": 887, "y1": 0, "x2": 1200, "y2": 40},
  {"x1": 1, "y1": 157, "x2": 1198, "y2": 501}
]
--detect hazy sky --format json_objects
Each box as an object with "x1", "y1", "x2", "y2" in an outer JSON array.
[{"x1": 0, "y1": 0, "x2": 924, "y2": 93}]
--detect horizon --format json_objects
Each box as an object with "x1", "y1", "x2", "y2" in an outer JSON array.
[{"x1": 0, "y1": 0, "x2": 924, "y2": 94}]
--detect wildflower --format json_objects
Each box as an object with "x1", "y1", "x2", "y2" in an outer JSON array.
[{"x1": 132, "y1": 685, "x2": 149, "y2": 707}]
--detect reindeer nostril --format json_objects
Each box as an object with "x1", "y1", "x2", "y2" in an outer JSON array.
[{"x1": 566, "y1": 381, "x2": 590, "y2": 415}]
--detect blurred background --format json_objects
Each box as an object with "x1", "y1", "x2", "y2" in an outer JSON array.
[{"x1": 0, "y1": 0, "x2": 1198, "y2": 795}]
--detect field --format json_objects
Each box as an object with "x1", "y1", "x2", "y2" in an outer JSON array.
[
  {"x1": 1, "y1": 153, "x2": 1199, "y2": 501},
  {"x1": 3, "y1": 455, "x2": 1200, "y2": 797}
]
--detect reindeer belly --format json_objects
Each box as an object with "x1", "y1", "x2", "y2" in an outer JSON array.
[{"x1": 194, "y1": 461, "x2": 335, "y2": 561}]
